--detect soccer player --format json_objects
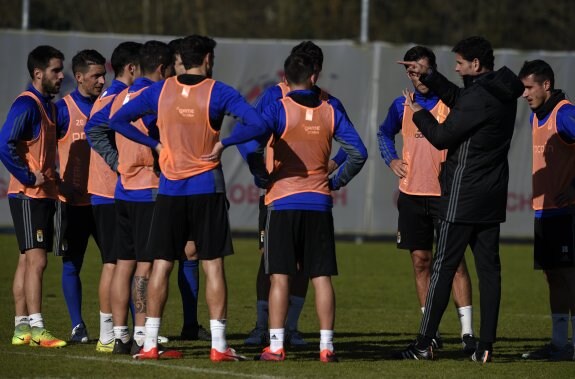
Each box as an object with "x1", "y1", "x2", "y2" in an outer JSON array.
[
  {"x1": 167, "y1": 37, "x2": 210, "y2": 342},
  {"x1": 395, "y1": 36, "x2": 524, "y2": 363},
  {"x1": 245, "y1": 53, "x2": 367, "y2": 362},
  {"x1": 241, "y1": 41, "x2": 348, "y2": 347},
  {"x1": 55, "y1": 49, "x2": 106, "y2": 344},
  {"x1": 85, "y1": 41, "x2": 141, "y2": 353},
  {"x1": 110, "y1": 34, "x2": 267, "y2": 361},
  {"x1": 0, "y1": 45, "x2": 66, "y2": 348},
  {"x1": 518, "y1": 60, "x2": 575, "y2": 361},
  {"x1": 377, "y1": 45, "x2": 476, "y2": 353},
  {"x1": 104, "y1": 40, "x2": 174, "y2": 355}
]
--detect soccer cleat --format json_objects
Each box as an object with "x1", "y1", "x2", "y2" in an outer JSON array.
[
  {"x1": 471, "y1": 349, "x2": 492, "y2": 364},
  {"x1": 254, "y1": 346, "x2": 285, "y2": 361},
  {"x1": 112, "y1": 339, "x2": 132, "y2": 354},
  {"x1": 180, "y1": 324, "x2": 211, "y2": 341},
  {"x1": 157, "y1": 335, "x2": 169, "y2": 344},
  {"x1": 133, "y1": 346, "x2": 183, "y2": 360},
  {"x1": 96, "y1": 339, "x2": 114, "y2": 353},
  {"x1": 431, "y1": 336, "x2": 443, "y2": 350},
  {"x1": 462, "y1": 334, "x2": 477, "y2": 355},
  {"x1": 29, "y1": 327, "x2": 67, "y2": 348},
  {"x1": 286, "y1": 329, "x2": 307, "y2": 346},
  {"x1": 210, "y1": 347, "x2": 247, "y2": 362},
  {"x1": 521, "y1": 343, "x2": 574, "y2": 361},
  {"x1": 12, "y1": 323, "x2": 31, "y2": 346},
  {"x1": 393, "y1": 343, "x2": 433, "y2": 360},
  {"x1": 244, "y1": 326, "x2": 269, "y2": 346},
  {"x1": 320, "y1": 349, "x2": 339, "y2": 363},
  {"x1": 70, "y1": 323, "x2": 89, "y2": 343},
  {"x1": 131, "y1": 340, "x2": 143, "y2": 356}
]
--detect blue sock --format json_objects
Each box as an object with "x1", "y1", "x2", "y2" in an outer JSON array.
[
  {"x1": 178, "y1": 259, "x2": 199, "y2": 329},
  {"x1": 62, "y1": 256, "x2": 84, "y2": 328},
  {"x1": 129, "y1": 298, "x2": 136, "y2": 327}
]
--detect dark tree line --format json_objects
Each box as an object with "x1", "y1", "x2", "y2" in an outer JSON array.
[{"x1": 0, "y1": 0, "x2": 573, "y2": 50}]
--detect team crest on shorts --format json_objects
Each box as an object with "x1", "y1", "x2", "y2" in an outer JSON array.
[
  {"x1": 36, "y1": 229, "x2": 44, "y2": 243},
  {"x1": 396, "y1": 231, "x2": 401, "y2": 244}
]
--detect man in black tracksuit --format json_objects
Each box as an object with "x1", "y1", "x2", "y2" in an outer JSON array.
[{"x1": 395, "y1": 36, "x2": 524, "y2": 362}]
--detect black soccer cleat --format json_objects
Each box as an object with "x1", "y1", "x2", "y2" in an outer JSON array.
[
  {"x1": 393, "y1": 343, "x2": 433, "y2": 360},
  {"x1": 462, "y1": 334, "x2": 477, "y2": 356}
]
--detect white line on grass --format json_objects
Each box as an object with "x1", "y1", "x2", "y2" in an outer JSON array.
[{"x1": 2, "y1": 350, "x2": 283, "y2": 379}]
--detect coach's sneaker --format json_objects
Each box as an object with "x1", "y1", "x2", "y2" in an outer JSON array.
[
  {"x1": 181, "y1": 324, "x2": 211, "y2": 341},
  {"x1": 462, "y1": 334, "x2": 477, "y2": 355},
  {"x1": 320, "y1": 349, "x2": 339, "y2": 363},
  {"x1": 522, "y1": 343, "x2": 573, "y2": 361},
  {"x1": 244, "y1": 326, "x2": 269, "y2": 346},
  {"x1": 210, "y1": 347, "x2": 247, "y2": 362},
  {"x1": 30, "y1": 327, "x2": 67, "y2": 348},
  {"x1": 70, "y1": 322, "x2": 89, "y2": 343},
  {"x1": 471, "y1": 349, "x2": 492, "y2": 364},
  {"x1": 431, "y1": 336, "x2": 443, "y2": 350},
  {"x1": 286, "y1": 329, "x2": 307, "y2": 346},
  {"x1": 12, "y1": 323, "x2": 31, "y2": 346},
  {"x1": 393, "y1": 343, "x2": 433, "y2": 360},
  {"x1": 254, "y1": 346, "x2": 285, "y2": 361},
  {"x1": 96, "y1": 339, "x2": 114, "y2": 353},
  {"x1": 112, "y1": 339, "x2": 132, "y2": 355}
]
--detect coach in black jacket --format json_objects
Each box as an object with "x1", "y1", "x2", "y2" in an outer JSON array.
[{"x1": 395, "y1": 36, "x2": 524, "y2": 362}]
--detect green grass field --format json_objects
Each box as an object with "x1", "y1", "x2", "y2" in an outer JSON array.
[{"x1": 0, "y1": 234, "x2": 573, "y2": 378}]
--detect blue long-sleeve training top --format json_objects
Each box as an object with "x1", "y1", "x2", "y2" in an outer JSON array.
[
  {"x1": 85, "y1": 79, "x2": 128, "y2": 205},
  {"x1": 110, "y1": 74, "x2": 268, "y2": 196},
  {"x1": 0, "y1": 85, "x2": 58, "y2": 188},
  {"x1": 251, "y1": 89, "x2": 367, "y2": 212},
  {"x1": 377, "y1": 90, "x2": 441, "y2": 166}
]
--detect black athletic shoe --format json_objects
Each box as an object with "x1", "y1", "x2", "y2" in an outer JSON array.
[
  {"x1": 112, "y1": 339, "x2": 132, "y2": 355},
  {"x1": 393, "y1": 343, "x2": 433, "y2": 360},
  {"x1": 471, "y1": 349, "x2": 492, "y2": 364},
  {"x1": 462, "y1": 334, "x2": 477, "y2": 355},
  {"x1": 431, "y1": 337, "x2": 443, "y2": 350},
  {"x1": 180, "y1": 325, "x2": 211, "y2": 341}
]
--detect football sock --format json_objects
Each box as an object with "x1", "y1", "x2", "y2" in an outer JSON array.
[
  {"x1": 113, "y1": 326, "x2": 130, "y2": 344},
  {"x1": 29, "y1": 313, "x2": 44, "y2": 329},
  {"x1": 62, "y1": 257, "x2": 84, "y2": 328},
  {"x1": 15, "y1": 316, "x2": 29, "y2": 327},
  {"x1": 286, "y1": 296, "x2": 305, "y2": 331},
  {"x1": 319, "y1": 329, "x2": 334, "y2": 352},
  {"x1": 144, "y1": 317, "x2": 160, "y2": 351},
  {"x1": 457, "y1": 305, "x2": 474, "y2": 336},
  {"x1": 210, "y1": 319, "x2": 228, "y2": 352},
  {"x1": 99, "y1": 311, "x2": 114, "y2": 344},
  {"x1": 551, "y1": 313, "x2": 569, "y2": 347},
  {"x1": 269, "y1": 328, "x2": 284, "y2": 352},
  {"x1": 256, "y1": 300, "x2": 269, "y2": 329},
  {"x1": 134, "y1": 326, "x2": 146, "y2": 345},
  {"x1": 178, "y1": 259, "x2": 199, "y2": 329}
]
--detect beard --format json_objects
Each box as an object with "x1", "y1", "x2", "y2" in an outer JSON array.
[{"x1": 42, "y1": 76, "x2": 61, "y2": 95}]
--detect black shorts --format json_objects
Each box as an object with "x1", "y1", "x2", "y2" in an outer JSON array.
[
  {"x1": 397, "y1": 192, "x2": 439, "y2": 251},
  {"x1": 9, "y1": 196, "x2": 55, "y2": 253},
  {"x1": 148, "y1": 193, "x2": 234, "y2": 261},
  {"x1": 534, "y1": 215, "x2": 575, "y2": 269},
  {"x1": 258, "y1": 195, "x2": 267, "y2": 249},
  {"x1": 92, "y1": 203, "x2": 118, "y2": 264},
  {"x1": 54, "y1": 202, "x2": 96, "y2": 258},
  {"x1": 264, "y1": 209, "x2": 337, "y2": 277},
  {"x1": 115, "y1": 200, "x2": 155, "y2": 262}
]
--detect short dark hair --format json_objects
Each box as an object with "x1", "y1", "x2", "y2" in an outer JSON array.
[
  {"x1": 27, "y1": 45, "x2": 65, "y2": 78},
  {"x1": 518, "y1": 59, "x2": 555, "y2": 90},
  {"x1": 452, "y1": 36, "x2": 494, "y2": 71},
  {"x1": 71, "y1": 49, "x2": 106, "y2": 75},
  {"x1": 403, "y1": 45, "x2": 437, "y2": 70},
  {"x1": 139, "y1": 40, "x2": 174, "y2": 76},
  {"x1": 111, "y1": 41, "x2": 142, "y2": 77},
  {"x1": 291, "y1": 41, "x2": 323, "y2": 72},
  {"x1": 168, "y1": 38, "x2": 184, "y2": 55},
  {"x1": 179, "y1": 35, "x2": 217, "y2": 70},
  {"x1": 284, "y1": 53, "x2": 315, "y2": 86}
]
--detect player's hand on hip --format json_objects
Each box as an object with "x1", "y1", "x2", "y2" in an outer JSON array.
[
  {"x1": 201, "y1": 141, "x2": 224, "y2": 162},
  {"x1": 390, "y1": 159, "x2": 408, "y2": 178},
  {"x1": 33, "y1": 170, "x2": 45, "y2": 186}
]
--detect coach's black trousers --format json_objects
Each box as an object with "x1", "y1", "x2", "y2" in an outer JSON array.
[{"x1": 419, "y1": 220, "x2": 501, "y2": 346}]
